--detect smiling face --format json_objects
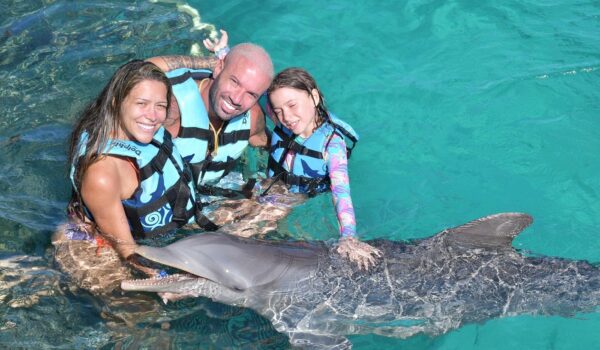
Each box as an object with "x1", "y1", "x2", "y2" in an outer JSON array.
[
  {"x1": 117, "y1": 79, "x2": 168, "y2": 144},
  {"x1": 269, "y1": 87, "x2": 320, "y2": 139},
  {"x1": 209, "y1": 55, "x2": 271, "y2": 121}
]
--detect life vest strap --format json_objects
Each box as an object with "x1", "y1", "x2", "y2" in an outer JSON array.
[
  {"x1": 193, "y1": 200, "x2": 219, "y2": 231},
  {"x1": 267, "y1": 154, "x2": 330, "y2": 190},
  {"x1": 191, "y1": 156, "x2": 237, "y2": 184},
  {"x1": 219, "y1": 129, "x2": 251, "y2": 145},
  {"x1": 169, "y1": 70, "x2": 212, "y2": 86},
  {"x1": 125, "y1": 142, "x2": 197, "y2": 239},
  {"x1": 125, "y1": 175, "x2": 188, "y2": 218},
  {"x1": 124, "y1": 204, "x2": 195, "y2": 239},
  {"x1": 332, "y1": 127, "x2": 357, "y2": 158},
  {"x1": 178, "y1": 127, "x2": 212, "y2": 140},
  {"x1": 138, "y1": 133, "x2": 175, "y2": 180},
  {"x1": 272, "y1": 139, "x2": 323, "y2": 159},
  {"x1": 196, "y1": 178, "x2": 256, "y2": 199}
]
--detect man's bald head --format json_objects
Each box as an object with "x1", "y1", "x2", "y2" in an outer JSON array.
[
  {"x1": 225, "y1": 43, "x2": 274, "y2": 81},
  {"x1": 209, "y1": 43, "x2": 273, "y2": 121}
]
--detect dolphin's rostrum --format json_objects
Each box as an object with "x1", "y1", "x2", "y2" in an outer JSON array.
[{"x1": 122, "y1": 213, "x2": 600, "y2": 348}]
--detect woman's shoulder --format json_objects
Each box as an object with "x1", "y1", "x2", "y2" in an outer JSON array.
[{"x1": 81, "y1": 156, "x2": 137, "y2": 197}]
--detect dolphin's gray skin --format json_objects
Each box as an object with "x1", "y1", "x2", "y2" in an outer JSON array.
[{"x1": 121, "y1": 213, "x2": 600, "y2": 348}]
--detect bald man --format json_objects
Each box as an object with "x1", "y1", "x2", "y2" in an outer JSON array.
[{"x1": 147, "y1": 44, "x2": 273, "y2": 193}]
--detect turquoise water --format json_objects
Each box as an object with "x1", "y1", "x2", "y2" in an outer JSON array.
[{"x1": 0, "y1": 0, "x2": 599, "y2": 348}]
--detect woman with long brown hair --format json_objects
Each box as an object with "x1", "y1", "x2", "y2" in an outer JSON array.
[{"x1": 54, "y1": 60, "x2": 198, "y2": 293}]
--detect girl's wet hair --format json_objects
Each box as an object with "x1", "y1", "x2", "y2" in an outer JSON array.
[
  {"x1": 67, "y1": 59, "x2": 172, "y2": 220},
  {"x1": 267, "y1": 67, "x2": 328, "y2": 128}
]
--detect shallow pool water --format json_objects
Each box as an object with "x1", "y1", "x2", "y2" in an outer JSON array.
[{"x1": 0, "y1": 0, "x2": 598, "y2": 348}]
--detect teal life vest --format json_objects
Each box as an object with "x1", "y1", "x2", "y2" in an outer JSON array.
[
  {"x1": 267, "y1": 113, "x2": 359, "y2": 195},
  {"x1": 166, "y1": 68, "x2": 251, "y2": 187},
  {"x1": 70, "y1": 127, "x2": 198, "y2": 238}
]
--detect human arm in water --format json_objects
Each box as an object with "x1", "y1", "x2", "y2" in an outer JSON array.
[
  {"x1": 146, "y1": 55, "x2": 219, "y2": 72},
  {"x1": 325, "y1": 134, "x2": 381, "y2": 270},
  {"x1": 80, "y1": 156, "x2": 158, "y2": 276}
]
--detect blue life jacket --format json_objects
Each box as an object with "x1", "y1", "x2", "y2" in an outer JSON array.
[
  {"x1": 166, "y1": 68, "x2": 251, "y2": 187},
  {"x1": 267, "y1": 113, "x2": 359, "y2": 195},
  {"x1": 70, "y1": 128, "x2": 198, "y2": 238}
]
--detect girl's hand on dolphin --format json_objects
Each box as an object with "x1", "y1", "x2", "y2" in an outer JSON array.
[
  {"x1": 203, "y1": 29, "x2": 229, "y2": 59},
  {"x1": 336, "y1": 236, "x2": 381, "y2": 270}
]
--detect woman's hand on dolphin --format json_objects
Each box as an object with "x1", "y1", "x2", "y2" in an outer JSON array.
[
  {"x1": 203, "y1": 29, "x2": 229, "y2": 59},
  {"x1": 336, "y1": 236, "x2": 381, "y2": 270},
  {"x1": 126, "y1": 253, "x2": 161, "y2": 277}
]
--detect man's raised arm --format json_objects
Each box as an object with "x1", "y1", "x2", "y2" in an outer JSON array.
[{"x1": 146, "y1": 55, "x2": 218, "y2": 72}]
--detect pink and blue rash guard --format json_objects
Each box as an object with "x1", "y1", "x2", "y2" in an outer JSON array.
[{"x1": 284, "y1": 133, "x2": 357, "y2": 237}]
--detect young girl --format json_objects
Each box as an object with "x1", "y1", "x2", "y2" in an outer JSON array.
[
  {"x1": 266, "y1": 68, "x2": 380, "y2": 270},
  {"x1": 53, "y1": 60, "x2": 198, "y2": 293},
  {"x1": 205, "y1": 31, "x2": 380, "y2": 268}
]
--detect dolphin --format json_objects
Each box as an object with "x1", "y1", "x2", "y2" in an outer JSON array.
[{"x1": 121, "y1": 213, "x2": 600, "y2": 348}]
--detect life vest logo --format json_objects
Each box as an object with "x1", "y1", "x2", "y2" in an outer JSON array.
[{"x1": 111, "y1": 141, "x2": 142, "y2": 156}]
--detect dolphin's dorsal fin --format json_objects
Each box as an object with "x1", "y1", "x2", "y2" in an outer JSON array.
[{"x1": 446, "y1": 213, "x2": 533, "y2": 249}]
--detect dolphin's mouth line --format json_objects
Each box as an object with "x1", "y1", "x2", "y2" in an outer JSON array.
[{"x1": 121, "y1": 272, "x2": 205, "y2": 290}]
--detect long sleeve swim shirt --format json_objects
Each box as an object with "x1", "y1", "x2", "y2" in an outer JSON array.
[
  {"x1": 324, "y1": 134, "x2": 357, "y2": 237},
  {"x1": 286, "y1": 133, "x2": 357, "y2": 237}
]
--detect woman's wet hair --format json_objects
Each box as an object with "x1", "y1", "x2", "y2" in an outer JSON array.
[
  {"x1": 67, "y1": 59, "x2": 172, "y2": 219},
  {"x1": 267, "y1": 67, "x2": 328, "y2": 129}
]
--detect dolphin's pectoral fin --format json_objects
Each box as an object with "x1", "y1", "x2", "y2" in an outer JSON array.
[
  {"x1": 445, "y1": 212, "x2": 533, "y2": 249},
  {"x1": 288, "y1": 332, "x2": 351, "y2": 350}
]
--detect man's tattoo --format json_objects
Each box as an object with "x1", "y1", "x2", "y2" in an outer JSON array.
[{"x1": 162, "y1": 55, "x2": 218, "y2": 70}]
